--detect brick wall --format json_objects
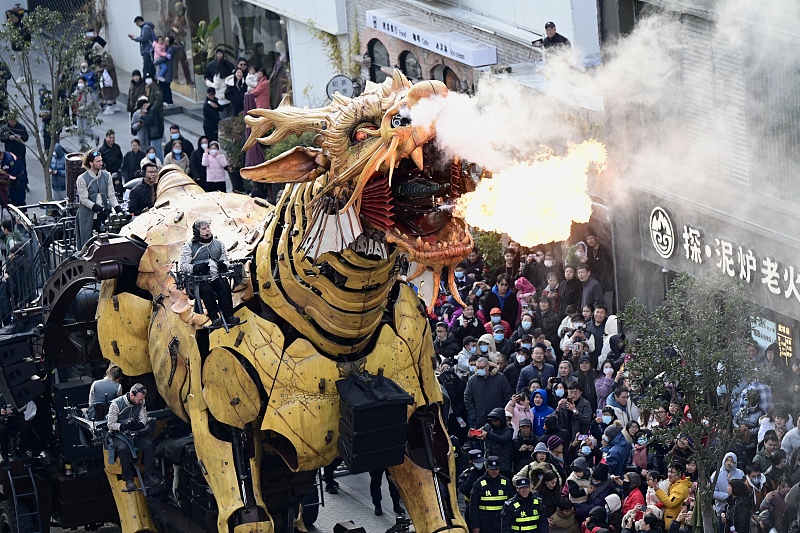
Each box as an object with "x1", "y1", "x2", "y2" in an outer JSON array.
[{"x1": 347, "y1": 0, "x2": 537, "y2": 89}]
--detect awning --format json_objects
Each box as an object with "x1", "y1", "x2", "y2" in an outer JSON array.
[{"x1": 366, "y1": 8, "x2": 497, "y2": 68}]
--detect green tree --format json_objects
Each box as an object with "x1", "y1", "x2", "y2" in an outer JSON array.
[
  {"x1": 620, "y1": 272, "x2": 762, "y2": 533},
  {"x1": 0, "y1": 7, "x2": 93, "y2": 200}
]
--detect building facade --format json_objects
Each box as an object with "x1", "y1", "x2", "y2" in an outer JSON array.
[{"x1": 611, "y1": 0, "x2": 800, "y2": 363}]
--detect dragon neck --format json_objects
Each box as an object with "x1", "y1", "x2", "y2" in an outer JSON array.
[{"x1": 257, "y1": 182, "x2": 400, "y2": 357}]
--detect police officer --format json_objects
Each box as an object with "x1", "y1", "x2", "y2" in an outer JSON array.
[
  {"x1": 470, "y1": 456, "x2": 514, "y2": 533},
  {"x1": 106, "y1": 383, "x2": 157, "y2": 491},
  {"x1": 459, "y1": 449, "x2": 485, "y2": 529},
  {"x1": 501, "y1": 477, "x2": 549, "y2": 533}
]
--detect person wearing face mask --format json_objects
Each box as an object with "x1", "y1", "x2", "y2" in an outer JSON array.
[
  {"x1": 456, "y1": 336, "x2": 479, "y2": 381},
  {"x1": 483, "y1": 274, "x2": 519, "y2": 332},
  {"x1": 163, "y1": 124, "x2": 194, "y2": 157},
  {"x1": 504, "y1": 347, "x2": 531, "y2": 391},
  {"x1": 202, "y1": 140, "x2": 228, "y2": 192},
  {"x1": 493, "y1": 324, "x2": 515, "y2": 356},
  {"x1": 449, "y1": 262, "x2": 471, "y2": 305},
  {"x1": 438, "y1": 358, "x2": 468, "y2": 441},
  {"x1": 131, "y1": 97, "x2": 152, "y2": 149},
  {"x1": 600, "y1": 422, "x2": 631, "y2": 477},
  {"x1": 142, "y1": 147, "x2": 163, "y2": 170},
  {"x1": 464, "y1": 356, "x2": 513, "y2": 429},
  {"x1": 745, "y1": 462, "x2": 775, "y2": 511},
  {"x1": 484, "y1": 307, "x2": 511, "y2": 337},
  {"x1": 615, "y1": 472, "x2": 645, "y2": 521},
  {"x1": 536, "y1": 251, "x2": 562, "y2": 293},
  {"x1": 477, "y1": 333, "x2": 501, "y2": 363},
  {"x1": 511, "y1": 312, "x2": 535, "y2": 345},
  {"x1": 459, "y1": 449, "x2": 485, "y2": 530},
  {"x1": 452, "y1": 304, "x2": 485, "y2": 344},
  {"x1": 476, "y1": 408, "x2": 514, "y2": 479},
  {"x1": 591, "y1": 406, "x2": 617, "y2": 442},
  {"x1": 594, "y1": 361, "x2": 617, "y2": 409},
  {"x1": 190, "y1": 136, "x2": 210, "y2": 189},
  {"x1": 72, "y1": 75, "x2": 100, "y2": 148},
  {"x1": 631, "y1": 430, "x2": 652, "y2": 471},
  {"x1": 163, "y1": 139, "x2": 190, "y2": 174}
]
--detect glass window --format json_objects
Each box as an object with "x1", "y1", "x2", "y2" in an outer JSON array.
[
  {"x1": 369, "y1": 39, "x2": 390, "y2": 83},
  {"x1": 399, "y1": 51, "x2": 422, "y2": 81}
]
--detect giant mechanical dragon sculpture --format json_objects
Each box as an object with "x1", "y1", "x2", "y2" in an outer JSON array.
[{"x1": 94, "y1": 70, "x2": 474, "y2": 532}]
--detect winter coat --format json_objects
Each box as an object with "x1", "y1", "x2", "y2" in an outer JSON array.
[
  {"x1": 485, "y1": 285, "x2": 520, "y2": 328},
  {"x1": 464, "y1": 362, "x2": 513, "y2": 427},
  {"x1": 518, "y1": 362, "x2": 556, "y2": 392},
  {"x1": 713, "y1": 452, "x2": 745, "y2": 513},
  {"x1": 580, "y1": 275, "x2": 604, "y2": 309},
  {"x1": 621, "y1": 486, "x2": 645, "y2": 521},
  {"x1": 163, "y1": 151, "x2": 190, "y2": 174},
  {"x1": 606, "y1": 395, "x2": 640, "y2": 427},
  {"x1": 655, "y1": 477, "x2": 692, "y2": 528},
  {"x1": 202, "y1": 151, "x2": 228, "y2": 183},
  {"x1": 481, "y1": 421, "x2": 514, "y2": 473},
  {"x1": 49, "y1": 143, "x2": 66, "y2": 192},
  {"x1": 594, "y1": 375, "x2": 614, "y2": 411},
  {"x1": 531, "y1": 389, "x2": 555, "y2": 437},
  {"x1": 566, "y1": 471, "x2": 590, "y2": 505},
  {"x1": 557, "y1": 396, "x2": 593, "y2": 437},
  {"x1": 505, "y1": 399, "x2": 534, "y2": 437},
  {"x1": 576, "y1": 480, "x2": 615, "y2": 522},
  {"x1": 127, "y1": 79, "x2": 146, "y2": 114},
  {"x1": 133, "y1": 22, "x2": 156, "y2": 56},
  {"x1": 225, "y1": 76, "x2": 247, "y2": 116},
  {"x1": 557, "y1": 277, "x2": 583, "y2": 318},
  {"x1": 251, "y1": 75, "x2": 271, "y2": 109},
  {"x1": 504, "y1": 361, "x2": 528, "y2": 392},
  {"x1": 603, "y1": 430, "x2": 632, "y2": 477},
  {"x1": 576, "y1": 369, "x2": 600, "y2": 411},
  {"x1": 478, "y1": 333, "x2": 501, "y2": 363},
  {"x1": 724, "y1": 497, "x2": 751, "y2": 533},
  {"x1": 434, "y1": 334, "x2": 461, "y2": 360}
]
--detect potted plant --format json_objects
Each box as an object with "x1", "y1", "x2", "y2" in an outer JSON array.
[{"x1": 191, "y1": 17, "x2": 235, "y2": 94}]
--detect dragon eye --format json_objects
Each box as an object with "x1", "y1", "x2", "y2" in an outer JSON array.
[{"x1": 351, "y1": 122, "x2": 378, "y2": 143}]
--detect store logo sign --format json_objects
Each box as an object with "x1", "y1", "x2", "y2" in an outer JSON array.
[{"x1": 649, "y1": 206, "x2": 675, "y2": 259}]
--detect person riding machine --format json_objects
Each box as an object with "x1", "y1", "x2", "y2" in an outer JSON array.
[
  {"x1": 105, "y1": 383, "x2": 158, "y2": 493},
  {"x1": 177, "y1": 219, "x2": 244, "y2": 330}
]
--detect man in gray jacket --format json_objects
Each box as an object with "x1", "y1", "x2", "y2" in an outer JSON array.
[{"x1": 128, "y1": 16, "x2": 156, "y2": 75}]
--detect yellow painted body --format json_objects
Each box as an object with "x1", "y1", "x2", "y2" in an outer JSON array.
[{"x1": 96, "y1": 70, "x2": 470, "y2": 533}]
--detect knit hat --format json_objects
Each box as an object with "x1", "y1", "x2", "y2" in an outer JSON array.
[
  {"x1": 519, "y1": 418, "x2": 533, "y2": 427},
  {"x1": 592, "y1": 463, "x2": 609, "y2": 482},
  {"x1": 605, "y1": 494, "x2": 621, "y2": 513},
  {"x1": 588, "y1": 506, "x2": 606, "y2": 522},
  {"x1": 547, "y1": 435, "x2": 564, "y2": 451},
  {"x1": 603, "y1": 424, "x2": 622, "y2": 443},
  {"x1": 571, "y1": 457, "x2": 590, "y2": 476},
  {"x1": 533, "y1": 442, "x2": 550, "y2": 455}
]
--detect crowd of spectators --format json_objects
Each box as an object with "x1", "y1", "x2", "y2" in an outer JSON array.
[{"x1": 433, "y1": 236, "x2": 794, "y2": 533}]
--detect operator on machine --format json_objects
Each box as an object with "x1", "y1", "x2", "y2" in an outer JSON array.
[
  {"x1": 179, "y1": 219, "x2": 240, "y2": 328},
  {"x1": 106, "y1": 383, "x2": 157, "y2": 491}
]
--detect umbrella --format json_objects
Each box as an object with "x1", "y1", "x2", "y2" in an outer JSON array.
[{"x1": 243, "y1": 92, "x2": 265, "y2": 168}]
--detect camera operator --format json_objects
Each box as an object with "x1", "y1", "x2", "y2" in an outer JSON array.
[
  {"x1": 559, "y1": 314, "x2": 596, "y2": 357},
  {"x1": 128, "y1": 161, "x2": 158, "y2": 216},
  {"x1": 107, "y1": 383, "x2": 157, "y2": 491},
  {"x1": 75, "y1": 150, "x2": 122, "y2": 250},
  {"x1": 179, "y1": 220, "x2": 240, "y2": 328}
]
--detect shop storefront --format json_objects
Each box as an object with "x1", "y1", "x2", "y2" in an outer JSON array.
[{"x1": 633, "y1": 192, "x2": 799, "y2": 365}]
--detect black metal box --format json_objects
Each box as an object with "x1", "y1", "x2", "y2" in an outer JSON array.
[
  {"x1": 336, "y1": 374, "x2": 412, "y2": 433},
  {"x1": 337, "y1": 437, "x2": 406, "y2": 475},
  {"x1": 338, "y1": 418, "x2": 407, "y2": 455}
]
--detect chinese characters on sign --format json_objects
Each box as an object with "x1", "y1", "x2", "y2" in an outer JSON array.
[
  {"x1": 778, "y1": 324, "x2": 793, "y2": 365},
  {"x1": 678, "y1": 223, "x2": 800, "y2": 305}
]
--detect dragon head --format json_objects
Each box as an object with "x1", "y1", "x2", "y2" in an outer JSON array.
[{"x1": 242, "y1": 70, "x2": 473, "y2": 307}]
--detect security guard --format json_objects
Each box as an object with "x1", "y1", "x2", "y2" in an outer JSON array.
[
  {"x1": 459, "y1": 449, "x2": 485, "y2": 529},
  {"x1": 469, "y1": 456, "x2": 514, "y2": 533},
  {"x1": 501, "y1": 477, "x2": 549, "y2": 533}
]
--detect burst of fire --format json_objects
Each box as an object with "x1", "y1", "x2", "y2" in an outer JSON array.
[{"x1": 454, "y1": 140, "x2": 607, "y2": 247}]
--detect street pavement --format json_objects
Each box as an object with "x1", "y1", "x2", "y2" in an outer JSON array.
[{"x1": 50, "y1": 469, "x2": 401, "y2": 533}]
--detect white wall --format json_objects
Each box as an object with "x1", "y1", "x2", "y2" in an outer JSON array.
[
  {"x1": 105, "y1": 0, "x2": 145, "y2": 75},
  {"x1": 286, "y1": 18, "x2": 339, "y2": 108},
  {"x1": 246, "y1": 0, "x2": 347, "y2": 35}
]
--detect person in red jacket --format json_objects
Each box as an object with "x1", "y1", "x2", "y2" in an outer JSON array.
[
  {"x1": 250, "y1": 67, "x2": 271, "y2": 110},
  {"x1": 615, "y1": 472, "x2": 646, "y2": 522}
]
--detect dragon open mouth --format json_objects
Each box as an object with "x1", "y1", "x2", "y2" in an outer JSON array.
[{"x1": 358, "y1": 142, "x2": 474, "y2": 264}]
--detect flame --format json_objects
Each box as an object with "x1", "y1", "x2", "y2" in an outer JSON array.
[{"x1": 454, "y1": 140, "x2": 607, "y2": 246}]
